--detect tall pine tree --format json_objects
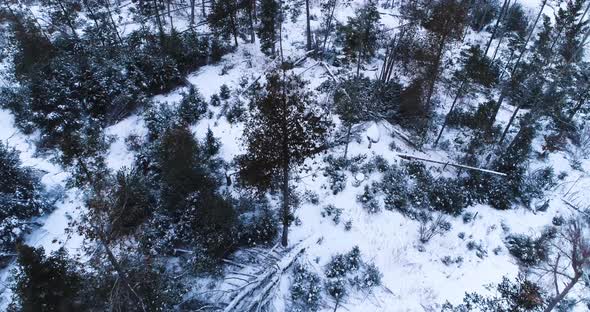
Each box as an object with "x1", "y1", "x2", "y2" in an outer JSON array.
[{"x1": 237, "y1": 70, "x2": 331, "y2": 246}]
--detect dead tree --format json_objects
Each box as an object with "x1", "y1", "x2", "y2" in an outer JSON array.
[
  {"x1": 534, "y1": 218, "x2": 590, "y2": 312},
  {"x1": 305, "y1": 0, "x2": 312, "y2": 51}
]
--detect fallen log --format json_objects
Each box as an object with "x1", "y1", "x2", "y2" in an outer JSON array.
[
  {"x1": 396, "y1": 153, "x2": 507, "y2": 177},
  {"x1": 222, "y1": 236, "x2": 313, "y2": 312}
]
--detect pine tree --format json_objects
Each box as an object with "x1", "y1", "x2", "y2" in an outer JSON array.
[
  {"x1": 208, "y1": 0, "x2": 241, "y2": 47},
  {"x1": 0, "y1": 143, "x2": 53, "y2": 259},
  {"x1": 258, "y1": 0, "x2": 280, "y2": 55},
  {"x1": 178, "y1": 85, "x2": 207, "y2": 125},
  {"x1": 339, "y1": 0, "x2": 380, "y2": 76},
  {"x1": 333, "y1": 77, "x2": 372, "y2": 158},
  {"x1": 237, "y1": 70, "x2": 331, "y2": 246},
  {"x1": 434, "y1": 45, "x2": 498, "y2": 146},
  {"x1": 9, "y1": 245, "x2": 83, "y2": 312},
  {"x1": 421, "y1": 0, "x2": 468, "y2": 110}
]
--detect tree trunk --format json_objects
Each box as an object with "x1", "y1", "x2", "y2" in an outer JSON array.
[
  {"x1": 343, "y1": 123, "x2": 352, "y2": 159},
  {"x1": 154, "y1": 0, "x2": 165, "y2": 37},
  {"x1": 167, "y1": 0, "x2": 174, "y2": 31},
  {"x1": 434, "y1": 80, "x2": 466, "y2": 147},
  {"x1": 249, "y1": 0, "x2": 256, "y2": 43},
  {"x1": 356, "y1": 49, "x2": 362, "y2": 77},
  {"x1": 543, "y1": 273, "x2": 582, "y2": 312},
  {"x1": 280, "y1": 68, "x2": 290, "y2": 247},
  {"x1": 484, "y1": 0, "x2": 509, "y2": 55},
  {"x1": 57, "y1": 0, "x2": 79, "y2": 39},
  {"x1": 104, "y1": 0, "x2": 124, "y2": 45},
  {"x1": 321, "y1": 0, "x2": 337, "y2": 55},
  {"x1": 202, "y1": 0, "x2": 207, "y2": 16},
  {"x1": 230, "y1": 9, "x2": 239, "y2": 47},
  {"x1": 477, "y1": 1, "x2": 491, "y2": 32},
  {"x1": 306, "y1": 0, "x2": 312, "y2": 51},
  {"x1": 424, "y1": 32, "x2": 447, "y2": 110},
  {"x1": 497, "y1": 103, "x2": 521, "y2": 145},
  {"x1": 281, "y1": 158, "x2": 290, "y2": 247},
  {"x1": 98, "y1": 233, "x2": 147, "y2": 312},
  {"x1": 506, "y1": 0, "x2": 547, "y2": 78},
  {"x1": 190, "y1": 0, "x2": 195, "y2": 25}
]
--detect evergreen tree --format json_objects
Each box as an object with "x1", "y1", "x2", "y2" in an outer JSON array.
[
  {"x1": 434, "y1": 45, "x2": 499, "y2": 146},
  {"x1": 9, "y1": 245, "x2": 83, "y2": 312},
  {"x1": 442, "y1": 276, "x2": 545, "y2": 311},
  {"x1": 338, "y1": 0, "x2": 380, "y2": 76},
  {"x1": 0, "y1": 143, "x2": 53, "y2": 261},
  {"x1": 178, "y1": 85, "x2": 208, "y2": 125},
  {"x1": 421, "y1": 0, "x2": 468, "y2": 109},
  {"x1": 258, "y1": 0, "x2": 280, "y2": 55},
  {"x1": 333, "y1": 77, "x2": 372, "y2": 158},
  {"x1": 208, "y1": 0, "x2": 241, "y2": 47},
  {"x1": 238, "y1": 70, "x2": 331, "y2": 246}
]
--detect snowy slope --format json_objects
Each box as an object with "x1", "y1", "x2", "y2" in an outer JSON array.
[{"x1": 1, "y1": 0, "x2": 589, "y2": 310}]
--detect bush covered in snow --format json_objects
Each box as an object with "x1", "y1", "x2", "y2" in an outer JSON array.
[
  {"x1": 0, "y1": 143, "x2": 54, "y2": 265},
  {"x1": 323, "y1": 155, "x2": 348, "y2": 195},
  {"x1": 505, "y1": 228, "x2": 555, "y2": 266},
  {"x1": 290, "y1": 262, "x2": 322, "y2": 311},
  {"x1": 324, "y1": 246, "x2": 382, "y2": 304}
]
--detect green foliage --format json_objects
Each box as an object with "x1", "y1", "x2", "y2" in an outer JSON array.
[
  {"x1": 237, "y1": 70, "x2": 331, "y2": 190},
  {"x1": 178, "y1": 85, "x2": 208, "y2": 125},
  {"x1": 337, "y1": 0, "x2": 381, "y2": 61},
  {"x1": 442, "y1": 276, "x2": 544, "y2": 312},
  {"x1": 323, "y1": 155, "x2": 348, "y2": 195},
  {"x1": 380, "y1": 162, "x2": 467, "y2": 216},
  {"x1": 0, "y1": 143, "x2": 54, "y2": 259},
  {"x1": 469, "y1": 0, "x2": 499, "y2": 31},
  {"x1": 258, "y1": 0, "x2": 280, "y2": 55},
  {"x1": 422, "y1": 0, "x2": 468, "y2": 41},
  {"x1": 235, "y1": 196, "x2": 278, "y2": 247},
  {"x1": 458, "y1": 45, "x2": 499, "y2": 88},
  {"x1": 505, "y1": 228, "x2": 555, "y2": 266},
  {"x1": 321, "y1": 204, "x2": 343, "y2": 224},
  {"x1": 357, "y1": 183, "x2": 381, "y2": 213},
  {"x1": 291, "y1": 262, "x2": 322, "y2": 311},
  {"x1": 9, "y1": 246, "x2": 82, "y2": 312},
  {"x1": 324, "y1": 246, "x2": 381, "y2": 303}
]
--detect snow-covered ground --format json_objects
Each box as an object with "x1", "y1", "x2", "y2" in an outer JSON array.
[{"x1": 1, "y1": 0, "x2": 589, "y2": 310}]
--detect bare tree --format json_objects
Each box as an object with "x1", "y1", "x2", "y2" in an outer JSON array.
[
  {"x1": 418, "y1": 213, "x2": 450, "y2": 243},
  {"x1": 533, "y1": 218, "x2": 590, "y2": 312}
]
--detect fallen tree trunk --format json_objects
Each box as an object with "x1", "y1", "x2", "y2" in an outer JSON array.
[
  {"x1": 396, "y1": 153, "x2": 507, "y2": 176},
  {"x1": 222, "y1": 236, "x2": 313, "y2": 311}
]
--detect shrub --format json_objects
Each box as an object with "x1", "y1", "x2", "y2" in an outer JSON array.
[
  {"x1": 237, "y1": 208, "x2": 277, "y2": 247},
  {"x1": 352, "y1": 263, "x2": 382, "y2": 289},
  {"x1": 325, "y1": 246, "x2": 361, "y2": 278},
  {"x1": 291, "y1": 262, "x2": 322, "y2": 311},
  {"x1": 323, "y1": 155, "x2": 348, "y2": 195},
  {"x1": 324, "y1": 246, "x2": 382, "y2": 302},
  {"x1": 357, "y1": 184, "x2": 381, "y2": 213},
  {"x1": 0, "y1": 143, "x2": 54, "y2": 258},
  {"x1": 344, "y1": 221, "x2": 353, "y2": 231},
  {"x1": 321, "y1": 204, "x2": 343, "y2": 225},
  {"x1": 520, "y1": 167, "x2": 555, "y2": 208},
  {"x1": 8, "y1": 245, "x2": 87, "y2": 311},
  {"x1": 178, "y1": 85, "x2": 207, "y2": 125},
  {"x1": 428, "y1": 178, "x2": 467, "y2": 216},
  {"x1": 418, "y1": 212, "x2": 452, "y2": 243},
  {"x1": 505, "y1": 229, "x2": 555, "y2": 266},
  {"x1": 467, "y1": 240, "x2": 488, "y2": 259},
  {"x1": 381, "y1": 165, "x2": 410, "y2": 212}
]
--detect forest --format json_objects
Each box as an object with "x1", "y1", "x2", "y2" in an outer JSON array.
[{"x1": 0, "y1": 0, "x2": 589, "y2": 310}]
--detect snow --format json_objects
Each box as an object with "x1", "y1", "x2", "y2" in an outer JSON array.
[{"x1": 2, "y1": 0, "x2": 590, "y2": 309}]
